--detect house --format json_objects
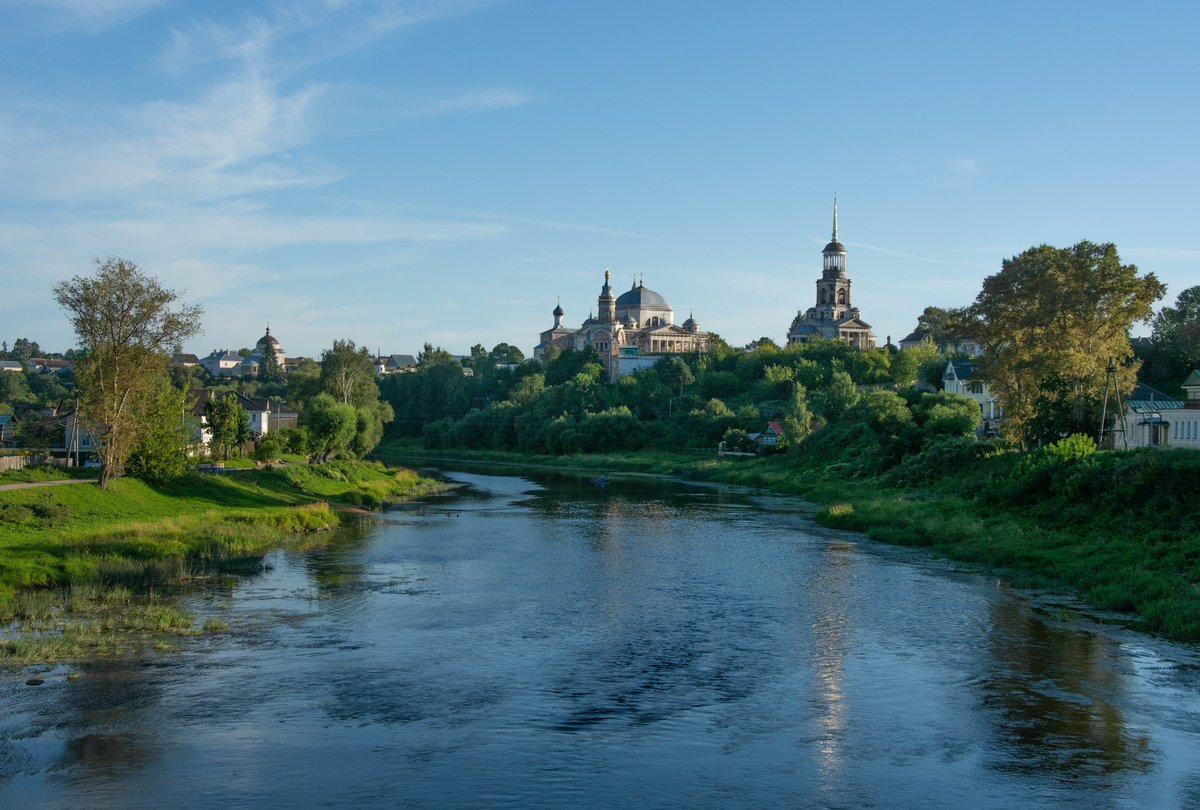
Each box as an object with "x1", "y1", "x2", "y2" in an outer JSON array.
[
  {"x1": 1119, "y1": 375, "x2": 1200, "y2": 450},
  {"x1": 0, "y1": 361, "x2": 23, "y2": 373},
  {"x1": 190, "y1": 390, "x2": 298, "y2": 448},
  {"x1": 943, "y1": 359, "x2": 1001, "y2": 435},
  {"x1": 62, "y1": 412, "x2": 98, "y2": 457},
  {"x1": 28, "y1": 358, "x2": 73, "y2": 374},
  {"x1": 898, "y1": 327, "x2": 983, "y2": 357},
  {"x1": 747, "y1": 421, "x2": 785, "y2": 449},
  {"x1": 172, "y1": 353, "x2": 200, "y2": 367},
  {"x1": 199, "y1": 350, "x2": 245, "y2": 377},
  {"x1": 376, "y1": 354, "x2": 419, "y2": 374}
]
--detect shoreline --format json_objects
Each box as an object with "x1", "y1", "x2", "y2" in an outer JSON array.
[
  {"x1": 373, "y1": 441, "x2": 1200, "y2": 644},
  {"x1": 0, "y1": 460, "x2": 446, "y2": 666}
]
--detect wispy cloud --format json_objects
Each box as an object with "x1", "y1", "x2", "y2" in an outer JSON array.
[
  {"x1": 412, "y1": 88, "x2": 533, "y2": 117},
  {"x1": 164, "y1": 0, "x2": 503, "y2": 76},
  {"x1": 9, "y1": 0, "x2": 165, "y2": 28},
  {"x1": 0, "y1": 74, "x2": 333, "y2": 204},
  {"x1": 947, "y1": 156, "x2": 981, "y2": 176},
  {"x1": 835, "y1": 240, "x2": 994, "y2": 271}
]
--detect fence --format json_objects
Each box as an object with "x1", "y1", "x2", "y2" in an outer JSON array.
[
  {"x1": 0, "y1": 455, "x2": 28, "y2": 473},
  {"x1": 0, "y1": 454, "x2": 72, "y2": 472}
]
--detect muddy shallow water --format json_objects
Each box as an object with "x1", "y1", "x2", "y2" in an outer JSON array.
[{"x1": 3, "y1": 470, "x2": 1200, "y2": 808}]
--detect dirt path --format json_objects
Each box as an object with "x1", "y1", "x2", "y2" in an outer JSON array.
[{"x1": 0, "y1": 478, "x2": 98, "y2": 492}]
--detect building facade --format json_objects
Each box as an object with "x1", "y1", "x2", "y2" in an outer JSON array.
[
  {"x1": 199, "y1": 327, "x2": 287, "y2": 378},
  {"x1": 535, "y1": 270, "x2": 708, "y2": 380},
  {"x1": 787, "y1": 200, "x2": 875, "y2": 349}
]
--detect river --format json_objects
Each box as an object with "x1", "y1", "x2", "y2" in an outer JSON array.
[{"x1": 3, "y1": 469, "x2": 1199, "y2": 808}]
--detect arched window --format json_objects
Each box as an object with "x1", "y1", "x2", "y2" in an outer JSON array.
[{"x1": 837, "y1": 289, "x2": 846, "y2": 305}]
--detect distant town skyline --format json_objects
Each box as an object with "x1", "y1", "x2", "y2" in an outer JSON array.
[{"x1": 2, "y1": 1, "x2": 1197, "y2": 357}]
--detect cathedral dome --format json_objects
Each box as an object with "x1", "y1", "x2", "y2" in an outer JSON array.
[
  {"x1": 615, "y1": 283, "x2": 668, "y2": 309},
  {"x1": 256, "y1": 327, "x2": 281, "y2": 350}
]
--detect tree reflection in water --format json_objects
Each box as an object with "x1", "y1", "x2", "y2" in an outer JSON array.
[{"x1": 981, "y1": 599, "x2": 1152, "y2": 780}]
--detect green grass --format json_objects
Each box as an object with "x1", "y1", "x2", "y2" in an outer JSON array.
[
  {"x1": 0, "y1": 460, "x2": 443, "y2": 611},
  {"x1": 0, "y1": 464, "x2": 99, "y2": 485}
]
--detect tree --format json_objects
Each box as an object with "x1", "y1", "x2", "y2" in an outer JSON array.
[
  {"x1": 964, "y1": 242, "x2": 1164, "y2": 445},
  {"x1": 319, "y1": 339, "x2": 377, "y2": 406},
  {"x1": 489, "y1": 343, "x2": 526, "y2": 366},
  {"x1": 812, "y1": 370, "x2": 860, "y2": 422},
  {"x1": 53, "y1": 258, "x2": 202, "y2": 488},
  {"x1": 658, "y1": 356, "x2": 695, "y2": 397},
  {"x1": 204, "y1": 393, "x2": 249, "y2": 460},
  {"x1": 259, "y1": 340, "x2": 283, "y2": 383},
  {"x1": 10, "y1": 338, "x2": 41, "y2": 366},
  {"x1": 305, "y1": 393, "x2": 357, "y2": 461},
  {"x1": 126, "y1": 378, "x2": 194, "y2": 482},
  {"x1": 1151, "y1": 285, "x2": 1200, "y2": 380}
]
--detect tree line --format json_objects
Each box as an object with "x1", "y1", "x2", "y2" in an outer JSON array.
[{"x1": 382, "y1": 241, "x2": 1184, "y2": 456}]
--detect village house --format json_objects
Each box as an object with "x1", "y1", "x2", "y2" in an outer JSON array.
[
  {"x1": 375, "y1": 354, "x2": 419, "y2": 374},
  {"x1": 1118, "y1": 372, "x2": 1200, "y2": 450},
  {"x1": 943, "y1": 359, "x2": 1001, "y2": 435}
]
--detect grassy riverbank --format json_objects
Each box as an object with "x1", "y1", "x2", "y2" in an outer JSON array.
[
  {"x1": 1, "y1": 460, "x2": 443, "y2": 663},
  {"x1": 374, "y1": 435, "x2": 1200, "y2": 642}
]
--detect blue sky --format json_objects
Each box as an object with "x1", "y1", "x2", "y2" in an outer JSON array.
[{"x1": 2, "y1": 0, "x2": 1197, "y2": 358}]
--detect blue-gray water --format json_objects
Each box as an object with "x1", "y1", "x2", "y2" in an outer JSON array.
[{"x1": 3, "y1": 470, "x2": 1200, "y2": 808}]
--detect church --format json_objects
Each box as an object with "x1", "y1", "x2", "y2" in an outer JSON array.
[
  {"x1": 535, "y1": 270, "x2": 708, "y2": 380},
  {"x1": 786, "y1": 200, "x2": 876, "y2": 349}
]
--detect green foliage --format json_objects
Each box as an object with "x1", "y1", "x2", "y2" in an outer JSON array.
[
  {"x1": 913, "y1": 392, "x2": 980, "y2": 437},
  {"x1": 1146, "y1": 285, "x2": 1200, "y2": 391},
  {"x1": 964, "y1": 241, "x2": 1165, "y2": 446},
  {"x1": 53, "y1": 258, "x2": 203, "y2": 488},
  {"x1": 319, "y1": 339, "x2": 377, "y2": 407},
  {"x1": 126, "y1": 378, "x2": 195, "y2": 482},
  {"x1": 204, "y1": 393, "x2": 250, "y2": 461},
  {"x1": 304, "y1": 393, "x2": 357, "y2": 460},
  {"x1": 258, "y1": 340, "x2": 282, "y2": 383},
  {"x1": 813, "y1": 370, "x2": 860, "y2": 422},
  {"x1": 253, "y1": 433, "x2": 286, "y2": 463}
]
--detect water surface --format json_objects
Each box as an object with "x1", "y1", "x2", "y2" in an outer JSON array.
[{"x1": 3, "y1": 470, "x2": 1199, "y2": 808}]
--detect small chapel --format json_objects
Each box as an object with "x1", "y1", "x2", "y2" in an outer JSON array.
[{"x1": 786, "y1": 199, "x2": 876, "y2": 349}]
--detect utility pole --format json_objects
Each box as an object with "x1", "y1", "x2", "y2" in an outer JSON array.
[{"x1": 1097, "y1": 358, "x2": 1128, "y2": 450}]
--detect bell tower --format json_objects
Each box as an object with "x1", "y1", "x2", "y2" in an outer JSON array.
[{"x1": 814, "y1": 196, "x2": 852, "y2": 320}]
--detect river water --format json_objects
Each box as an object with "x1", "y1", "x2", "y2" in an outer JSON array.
[{"x1": 3, "y1": 469, "x2": 1200, "y2": 808}]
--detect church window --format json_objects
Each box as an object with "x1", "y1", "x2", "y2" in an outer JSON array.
[{"x1": 837, "y1": 289, "x2": 846, "y2": 305}]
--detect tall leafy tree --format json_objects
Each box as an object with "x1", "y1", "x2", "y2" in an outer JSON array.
[
  {"x1": 10, "y1": 338, "x2": 41, "y2": 366},
  {"x1": 127, "y1": 378, "x2": 195, "y2": 482},
  {"x1": 53, "y1": 258, "x2": 202, "y2": 488},
  {"x1": 319, "y1": 339, "x2": 377, "y2": 406},
  {"x1": 964, "y1": 241, "x2": 1164, "y2": 445},
  {"x1": 204, "y1": 393, "x2": 249, "y2": 460},
  {"x1": 1151, "y1": 285, "x2": 1200, "y2": 378}
]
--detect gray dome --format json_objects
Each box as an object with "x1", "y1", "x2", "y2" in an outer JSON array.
[
  {"x1": 615, "y1": 283, "x2": 669, "y2": 309},
  {"x1": 552, "y1": 303, "x2": 564, "y2": 317},
  {"x1": 682, "y1": 316, "x2": 699, "y2": 331},
  {"x1": 823, "y1": 240, "x2": 846, "y2": 253}
]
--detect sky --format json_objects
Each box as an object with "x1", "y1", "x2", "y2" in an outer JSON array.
[{"x1": 1, "y1": 0, "x2": 1198, "y2": 359}]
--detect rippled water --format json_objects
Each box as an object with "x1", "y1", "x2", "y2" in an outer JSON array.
[{"x1": 3, "y1": 470, "x2": 1200, "y2": 808}]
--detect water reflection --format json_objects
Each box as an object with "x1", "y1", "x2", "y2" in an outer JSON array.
[
  {"x1": 980, "y1": 598, "x2": 1152, "y2": 780},
  {"x1": 2, "y1": 470, "x2": 1198, "y2": 808},
  {"x1": 809, "y1": 541, "x2": 856, "y2": 802}
]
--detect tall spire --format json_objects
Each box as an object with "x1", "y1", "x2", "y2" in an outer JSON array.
[{"x1": 832, "y1": 194, "x2": 839, "y2": 242}]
